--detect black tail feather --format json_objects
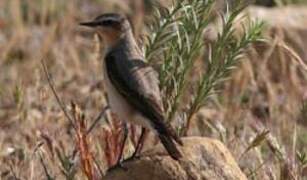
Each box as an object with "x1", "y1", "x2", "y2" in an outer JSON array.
[
  {"x1": 158, "y1": 134, "x2": 182, "y2": 160},
  {"x1": 151, "y1": 116, "x2": 183, "y2": 160},
  {"x1": 164, "y1": 123, "x2": 183, "y2": 146}
]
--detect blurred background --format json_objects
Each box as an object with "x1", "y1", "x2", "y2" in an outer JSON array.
[{"x1": 0, "y1": 0, "x2": 307, "y2": 179}]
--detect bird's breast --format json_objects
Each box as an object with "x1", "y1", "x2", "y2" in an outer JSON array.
[{"x1": 102, "y1": 62, "x2": 133, "y2": 121}]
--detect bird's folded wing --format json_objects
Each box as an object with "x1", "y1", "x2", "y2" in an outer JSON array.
[{"x1": 105, "y1": 54, "x2": 165, "y2": 126}]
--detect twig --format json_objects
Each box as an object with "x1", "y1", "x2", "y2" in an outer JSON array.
[
  {"x1": 71, "y1": 107, "x2": 109, "y2": 160},
  {"x1": 93, "y1": 158, "x2": 104, "y2": 178},
  {"x1": 8, "y1": 163, "x2": 19, "y2": 180},
  {"x1": 38, "y1": 150, "x2": 55, "y2": 180},
  {"x1": 246, "y1": 158, "x2": 269, "y2": 178},
  {"x1": 250, "y1": 120, "x2": 296, "y2": 180},
  {"x1": 40, "y1": 59, "x2": 76, "y2": 130},
  {"x1": 86, "y1": 106, "x2": 109, "y2": 135},
  {"x1": 278, "y1": 41, "x2": 307, "y2": 71}
]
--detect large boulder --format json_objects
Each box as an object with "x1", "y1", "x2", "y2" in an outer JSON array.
[
  {"x1": 103, "y1": 137, "x2": 247, "y2": 180},
  {"x1": 248, "y1": 5, "x2": 307, "y2": 61}
]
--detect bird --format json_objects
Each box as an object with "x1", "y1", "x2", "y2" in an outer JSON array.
[{"x1": 80, "y1": 13, "x2": 183, "y2": 161}]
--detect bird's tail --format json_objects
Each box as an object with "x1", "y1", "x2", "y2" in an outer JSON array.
[
  {"x1": 164, "y1": 122, "x2": 183, "y2": 146},
  {"x1": 158, "y1": 134, "x2": 182, "y2": 160},
  {"x1": 156, "y1": 122, "x2": 183, "y2": 160}
]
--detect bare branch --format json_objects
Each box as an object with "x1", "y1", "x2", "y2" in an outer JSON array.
[
  {"x1": 87, "y1": 106, "x2": 109, "y2": 135},
  {"x1": 40, "y1": 58, "x2": 76, "y2": 130}
]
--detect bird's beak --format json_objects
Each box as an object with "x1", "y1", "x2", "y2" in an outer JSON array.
[{"x1": 79, "y1": 21, "x2": 100, "y2": 27}]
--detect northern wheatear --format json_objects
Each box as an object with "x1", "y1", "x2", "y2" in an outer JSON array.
[{"x1": 80, "y1": 13, "x2": 183, "y2": 161}]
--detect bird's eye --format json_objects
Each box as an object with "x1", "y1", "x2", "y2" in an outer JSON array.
[{"x1": 101, "y1": 20, "x2": 114, "y2": 26}]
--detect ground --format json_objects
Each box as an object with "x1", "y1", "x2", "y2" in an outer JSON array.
[{"x1": 0, "y1": 0, "x2": 307, "y2": 179}]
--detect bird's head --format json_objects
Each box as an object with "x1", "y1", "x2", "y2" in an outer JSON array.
[{"x1": 80, "y1": 13, "x2": 131, "y2": 47}]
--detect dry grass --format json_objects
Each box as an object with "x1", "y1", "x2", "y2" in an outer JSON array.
[{"x1": 0, "y1": 0, "x2": 307, "y2": 180}]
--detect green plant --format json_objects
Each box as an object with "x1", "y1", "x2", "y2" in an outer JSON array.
[
  {"x1": 297, "y1": 151, "x2": 307, "y2": 176},
  {"x1": 146, "y1": 0, "x2": 214, "y2": 123},
  {"x1": 13, "y1": 84, "x2": 23, "y2": 108},
  {"x1": 145, "y1": 0, "x2": 263, "y2": 135},
  {"x1": 55, "y1": 147, "x2": 77, "y2": 180}
]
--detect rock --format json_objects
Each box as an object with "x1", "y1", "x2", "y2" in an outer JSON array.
[
  {"x1": 247, "y1": 5, "x2": 307, "y2": 62},
  {"x1": 208, "y1": 5, "x2": 307, "y2": 62},
  {"x1": 103, "y1": 137, "x2": 247, "y2": 180}
]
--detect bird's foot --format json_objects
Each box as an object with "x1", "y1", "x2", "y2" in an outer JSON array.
[
  {"x1": 122, "y1": 153, "x2": 141, "y2": 163},
  {"x1": 107, "y1": 161, "x2": 127, "y2": 172},
  {"x1": 107, "y1": 155, "x2": 141, "y2": 172}
]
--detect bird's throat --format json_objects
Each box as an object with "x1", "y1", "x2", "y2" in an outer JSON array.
[{"x1": 103, "y1": 31, "x2": 141, "y2": 58}]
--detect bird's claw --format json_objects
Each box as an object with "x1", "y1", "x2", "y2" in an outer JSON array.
[
  {"x1": 107, "y1": 161, "x2": 127, "y2": 172},
  {"x1": 123, "y1": 154, "x2": 141, "y2": 162},
  {"x1": 107, "y1": 154, "x2": 141, "y2": 172}
]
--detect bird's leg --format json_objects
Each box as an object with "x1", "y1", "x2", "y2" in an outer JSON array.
[
  {"x1": 116, "y1": 122, "x2": 128, "y2": 165},
  {"x1": 124, "y1": 127, "x2": 148, "y2": 162},
  {"x1": 107, "y1": 122, "x2": 129, "y2": 172},
  {"x1": 132, "y1": 127, "x2": 147, "y2": 157}
]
